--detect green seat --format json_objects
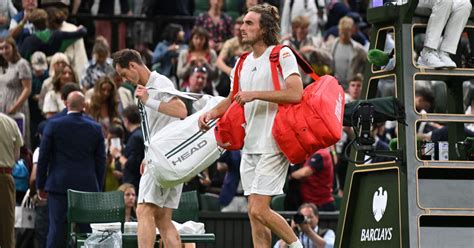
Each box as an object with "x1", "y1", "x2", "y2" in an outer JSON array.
[
  {"x1": 199, "y1": 193, "x2": 221, "y2": 211},
  {"x1": 173, "y1": 190, "x2": 199, "y2": 223},
  {"x1": 270, "y1": 194, "x2": 286, "y2": 211},
  {"x1": 67, "y1": 190, "x2": 125, "y2": 246}
]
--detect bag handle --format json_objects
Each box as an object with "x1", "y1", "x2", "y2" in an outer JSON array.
[
  {"x1": 269, "y1": 44, "x2": 320, "y2": 91},
  {"x1": 231, "y1": 52, "x2": 250, "y2": 99}
]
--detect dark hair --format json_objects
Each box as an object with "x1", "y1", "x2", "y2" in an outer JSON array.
[
  {"x1": 109, "y1": 125, "x2": 124, "y2": 139},
  {"x1": 415, "y1": 87, "x2": 435, "y2": 110},
  {"x1": 188, "y1": 27, "x2": 210, "y2": 52},
  {"x1": 247, "y1": 3, "x2": 280, "y2": 46},
  {"x1": 112, "y1": 49, "x2": 144, "y2": 69},
  {"x1": 161, "y1": 23, "x2": 183, "y2": 43},
  {"x1": 30, "y1": 8, "x2": 48, "y2": 30},
  {"x1": 350, "y1": 73, "x2": 364, "y2": 83},
  {"x1": 60, "y1": 82, "x2": 81, "y2": 100},
  {"x1": 88, "y1": 77, "x2": 119, "y2": 122},
  {"x1": 122, "y1": 105, "x2": 141, "y2": 125},
  {"x1": 45, "y1": 6, "x2": 66, "y2": 30},
  {"x1": 2, "y1": 37, "x2": 22, "y2": 63},
  {"x1": 297, "y1": 203, "x2": 319, "y2": 216}
]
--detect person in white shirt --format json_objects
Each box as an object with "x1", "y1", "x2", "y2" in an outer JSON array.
[
  {"x1": 113, "y1": 49, "x2": 187, "y2": 248},
  {"x1": 199, "y1": 4, "x2": 305, "y2": 248},
  {"x1": 274, "y1": 203, "x2": 335, "y2": 248}
]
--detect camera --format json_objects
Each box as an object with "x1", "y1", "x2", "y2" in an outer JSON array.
[{"x1": 293, "y1": 213, "x2": 310, "y2": 224}]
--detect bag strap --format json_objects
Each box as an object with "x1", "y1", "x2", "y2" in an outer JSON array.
[
  {"x1": 231, "y1": 52, "x2": 250, "y2": 98},
  {"x1": 269, "y1": 44, "x2": 320, "y2": 91}
]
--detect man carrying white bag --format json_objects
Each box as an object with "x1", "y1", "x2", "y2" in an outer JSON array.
[{"x1": 146, "y1": 94, "x2": 224, "y2": 188}]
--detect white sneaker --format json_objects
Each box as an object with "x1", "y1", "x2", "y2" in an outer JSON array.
[
  {"x1": 417, "y1": 48, "x2": 445, "y2": 69},
  {"x1": 438, "y1": 51, "x2": 457, "y2": 68}
]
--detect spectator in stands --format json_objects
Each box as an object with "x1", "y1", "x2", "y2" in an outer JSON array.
[
  {"x1": 177, "y1": 27, "x2": 217, "y2": 94},
  {"x1": 325, "y1": 16, "x2": 367, "y2": 89},
  {"x1": 324, "y1": 12, "x2": 369, "y2": 47},
  {"x1": 94, "y1": 0, "x2": 131, "y2": 51},
  {"x1": 85, "y1": 76, "x2": 120, "y2": 137},
  {"x1": 194, "y1": 0, "x2": 233, "y2": 52},
  {"x1": 280, "y1": 0, "x2": 322, "y2": 39},
  {"x1": 112, "y1": 71, "x2": 135, "y2": 112},
  {"x1": 37, "y1": 91, "x2": 106, "y2": 247},
  {"x1": 110, "y1": 105, "x2": 144, "y2": 194},
  {"x1": 108, "y1": 124, "x2": 125, "y2": 186},
  {"x1": 282, "y1": 15, "x2": 332, "y2": 84},
  {"x1": 274, "y1": 203, "x2": 336, "y2": 248},
  {"x1": 345, "y1": 73, "x2": 363, "y2": 103},
  {"x1": 241, "y1": 0, "x2": 261, "y2": 14},
  {"x1": 9, "y1": 0, "x2": 37, "y2": 46},
  {"x1": 29, "y1": 51, "x2": 48, "y2": 149},
  {"x1": 216, "y1": 16, "x2": 251, "y2": 96},
  {"x1": 42, "y1": 63, "x2": 78, "y2": 118},
  {"x1": 81, "y1": 36, "x2": 115, "y2": 91},
  {"x1": 0, "y1": 0, "x2": 17, "y2": 38},
  {"x1": 45, "y1": 6, "x2": 87, "y2": 79},
  {"x1": 20, "y1": 8, "x2": 87, "y2": 60},
  {"x1": 38, "y1": 52, "x2": 69, "y2": 110},
  {"x1": 218, "y1": 151, "x2": 247, "y2": 212},
  {"x1": 152, "y1": 23, "x2": 186, "y2": 87},
  {"x1": 288, "y1": 148, "x2": 336, "y2": 211},
  {"x1": 118, "y1": 183, "x2": 137, "y2": 222},
  {"x1": 0, "y1": 36, "x2": 32, "y2": 148},
  {"x1": 0, "y1": 113, "x2": 23, "y2": 248},
  {"x1": 182, "y1": 66, "x2": 208, "y2": 114},
  {"x1": 417, "y1": 0, "x2": 472, "y2": 68}
]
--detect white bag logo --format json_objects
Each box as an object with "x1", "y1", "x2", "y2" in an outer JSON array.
[{"x1": 372, "y1": 187, "x2": 388, "y2": 222}]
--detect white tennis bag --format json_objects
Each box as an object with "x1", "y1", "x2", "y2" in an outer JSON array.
[{"x1": 145, "y1": 95, "x2": 224, "y2": 188}]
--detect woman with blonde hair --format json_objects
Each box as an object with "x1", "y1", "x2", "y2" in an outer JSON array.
[
  {"x1": 118, "y1": 183, "x2": 137, "y2": 222},
  {"x1": 85, "y1": 76, "x2": 120, "y2": 134},
  {"x1": 42, "y1": 63, "x2": 78, "y2": 118}
]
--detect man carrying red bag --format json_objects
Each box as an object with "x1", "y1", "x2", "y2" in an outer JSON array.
[{"x1": 198, "y1": 3, "x2": 305, "y2": 248}]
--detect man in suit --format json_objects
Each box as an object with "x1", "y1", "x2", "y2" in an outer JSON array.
[{"x1": 36, "y1": 91, "x2": 106, "y2": 248}]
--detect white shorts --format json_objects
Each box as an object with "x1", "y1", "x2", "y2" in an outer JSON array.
[
  {"x1": 137, "y1": 166, "x2": 183, "y2": 209},
  {"x1": 240, "y1": 153, "x2": 289, "y2": 196}
]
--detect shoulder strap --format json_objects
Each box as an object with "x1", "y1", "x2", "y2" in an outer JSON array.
[
  {"x1": 231, "y1": 52, "x2": 250, "y2": 98},
  {"x1": 269, "y1": 45, "x2": 320, "y2": 91}
]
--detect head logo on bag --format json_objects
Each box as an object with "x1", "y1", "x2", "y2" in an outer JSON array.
[{"x1": 170, "y1": 140, "x2": 208, "y2": 166}]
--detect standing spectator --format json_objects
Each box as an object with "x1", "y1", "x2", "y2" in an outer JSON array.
[
  {"x1": 274, "y1": 203, "x2": 336, "y2": 248},
  {"x1": 280, "y1": 0, "x2": 322, "y2": 39},
  {"x1": 325, "y1": 16, "x2": 367, "y2": 89},
  {"x1": 85, "y1": 76, "x2": 120, "y2": 135},
  {"x1": 417, "y1": 0, "x2": 472, "y2": 68},
  {"x1": 216, "y1": 16, "x2": 251, "y2": 96},
  {"x1": 194, "y1": 0, "x2": 233, "y2": 52},
  {"x1": 81, "y1": 37, "x2": 115, "y2": 91},
  {"x1": 9, "y1": 0, "x2": 37, "y2": 46},
  {"x1": 113, "y1": 49, "x2": 187, "y2": 248},
  {"x1": 38, "y1": 52, "x2": 69, "y2": 110},
  {"x1": 110, "y1": 105, "x2": 144, "y2": 194},
  {"x1": 0, "y1": 37, "x2": 32, "y2": 148},
  {"x1": 112, "y1": 71, "x2": 134, "y2": 112},
  {"x1": 177, "y1": 27, "x2": 217, "y2": 93},
  {"x1": 151, "y1": 23, "x2": 186, "y2": 86},
  {"x1": 199, "y1": 4, "x2": 304, "y2": 247},
  {"x1": 0, "y1": 113, "x2": 23, "y2": 248},
  {"x1": 29, "y1": 51, "x2": 48, "y2": 149},
  {"x1": 46, "y1": 6, "x2": 88, "y2": 79},
  {"x1": 0, "y1": 0, "x2": 17, "y2": 38},
  {"x1": 42, "y1": 63, "x2": 78, "y2": 118},
  {"x1": 288, "y1": 149, "x2": 336, "y2": 211},
  {"x1": 36, "y1": 91, "x2": 106, "y2": 247}
]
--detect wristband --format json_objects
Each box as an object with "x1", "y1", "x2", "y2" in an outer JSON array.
[{"x1": 145, "y1": 98, "x2": 161, "y2": 111}]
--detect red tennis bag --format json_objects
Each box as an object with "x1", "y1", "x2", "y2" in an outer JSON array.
[
  {"x1": 214, "y1": 52, "x2": 250, "y2": 150},
  {"x1": 270, "y1": 45, "x2": 345, "y2": 164}
]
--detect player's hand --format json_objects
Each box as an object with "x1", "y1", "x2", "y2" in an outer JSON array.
[
  {"x1": 198, "y1": 112, "x2": 214, "y2": 132},
  {"x1": 136, "y1": 85, "x2": 149, "y2": 104},
  {"x1": 234, "y1": 91, "x2": 255, "y2": 106}
]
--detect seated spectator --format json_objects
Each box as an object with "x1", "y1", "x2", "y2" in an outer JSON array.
[
  {"x1": 19, "y1": 8, "x2": 87, "y2": 60},
  {"x1": 151, "y1": 23, "x2": 187, "y2": 86},
  {"x1": 81, "y1": 37, "x2": 115, "y2": 91},
  {"x1": 194, "y1": 0, "x2": 233, "y2": 52},
  {"x1": 29, "y1": 51, "x2": 48, "y2": 149},
  {"x1": 274, "y1": 203, "x2": 336, "y2": 248},
  {"x1": 118, "y1": 183, "x2": 137, "y2": 222},
  {"x1": 417, "y1": 0, "x2": 472, "y2": 68},
  {"x1": 0, "y1": 0, "x2": 17, "y2": 38},
  {"x1": 177, "y1": 27, "x2": 217, "y2": 94},
  {"x1": 288, "y1": 148, "x2": 336, "y2": 211},
  {"x1": 345, "y1": 73, "x2": 363, "y2": 103},
  {"x1": 324, "y1": 12, "x2": 368, "y2": 47},
  {"x1": 85, "y1": 76, "x2": 120, "y2": 135},
  {"x1": 42, "y1": 64, "x2": 78, "y2": 118},
  {"x1": 282, "y1": 15, "x2": 332, "y2": 84}
]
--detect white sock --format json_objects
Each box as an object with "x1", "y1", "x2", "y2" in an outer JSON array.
[{"x1": 288, "y1": 240, "x2": 303, "y2": 248}]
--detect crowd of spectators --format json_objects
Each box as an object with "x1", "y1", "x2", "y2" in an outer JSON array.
[{"x1": 3, "y1": 0, "x2": 472, "y2": 247}]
